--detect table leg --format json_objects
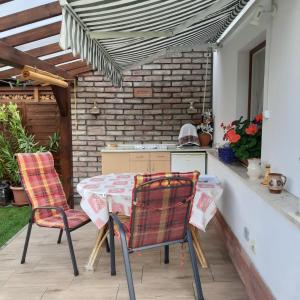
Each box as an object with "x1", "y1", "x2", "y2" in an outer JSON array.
[
  {"x1": 85, "y1": 225, "x2": 109, "y2": 271},
  {"x1": 190, "y1": 225, "x2": 208, "y2": 268}
]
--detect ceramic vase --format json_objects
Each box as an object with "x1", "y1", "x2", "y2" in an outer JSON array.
[{"x1": 247, "y1": 158, "x2": 261, "y2": 180}]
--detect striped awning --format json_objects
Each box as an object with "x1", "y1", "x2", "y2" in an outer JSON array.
[{"x1": 59, "y1": 0, "x2": 249, "y2": 86}]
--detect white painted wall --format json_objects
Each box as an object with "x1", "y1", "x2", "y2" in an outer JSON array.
[
  {"x1": 208, "y1": 155, "x2": 300, "y2": 300},
  {"x1": 212, "y1": 0, "x2": 300, "y2": 299},
  {"x1": 213, "y1": 0, "x2": 300, "y2": 197}
]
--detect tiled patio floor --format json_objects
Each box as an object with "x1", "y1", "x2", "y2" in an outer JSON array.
[{"x1": 0, "y1": 219, "x2": 248, "y2": 300}]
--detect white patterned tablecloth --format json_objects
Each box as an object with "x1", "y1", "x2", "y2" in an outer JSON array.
[{"x1": 77, "y1": 173, "x2": 223, "y2": 232}]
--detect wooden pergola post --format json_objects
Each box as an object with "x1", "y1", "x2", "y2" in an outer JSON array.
[{"x1": 51, "y1": 85, "x2": 74, "y2": 207}]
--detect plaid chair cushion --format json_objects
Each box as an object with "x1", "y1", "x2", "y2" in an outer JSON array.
[
  {"x1": 16, "y1": 152, "x2": 69, "y2": 222},
  {"x1": 36, "y1": 209, "x2": 90, "y2": 229},
  {"x1": 16, "y1": 153, "x2": 89, "y2": 228},
  {"x1": 128, "y1": 171, "x2": 199, "y2": 249}
]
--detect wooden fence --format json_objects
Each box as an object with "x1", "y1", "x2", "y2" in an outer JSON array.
[{"x1": 0, "y1": 86, "x2": 72, "y2": 204}]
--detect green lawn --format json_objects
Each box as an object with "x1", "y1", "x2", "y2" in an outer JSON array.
[{"x1": 0, "y1": 206, "x2": 30, "y2": 248}]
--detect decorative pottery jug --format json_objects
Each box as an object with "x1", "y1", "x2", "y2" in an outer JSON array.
[
  {"x1": 268, "y1": 173, "x2": 287, "y2": 194},
  {"x1": 247, "y1": 158, "x2": 261, "y2": 180}
]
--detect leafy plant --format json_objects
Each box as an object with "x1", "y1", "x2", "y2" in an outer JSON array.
[
  {"x1": 221, "y1": 114, "x2": 262, "y2": 161},
  {"x1": 0, "y1": 103, "x2": 60, "y2": 186}
]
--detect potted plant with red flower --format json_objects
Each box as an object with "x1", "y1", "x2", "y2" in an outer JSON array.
[{"x1": 220, "y1": 114, "x2": 263, "y2": 179}]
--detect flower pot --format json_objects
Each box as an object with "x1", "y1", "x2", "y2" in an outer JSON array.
[
  {"x1": 218, "y1": 146, "x2": 236, "y2": 164},
  {"x1": 247, "y1": 158, "x2": 261, "y2": 180},
  {"x1": 199, "y1": 132, "x2": 212, "y2": 146},
  {"x1": 11, "y1": 186, "x2": 28, "y2": 206}
]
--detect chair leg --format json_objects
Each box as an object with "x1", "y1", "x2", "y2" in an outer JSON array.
[
  {"x1": 120, "y1": 234, "x2": 135, "y2": 300},
  {"x1": 57, "y1": 229, "x2": 63, "y2": 244},
  {"x1": 164, "y1": 245, "x2": 169, "y2": 264},
  {"x1": 21, "y1": 219, "x2": 33, "y2": 264},
  {"x1": 65, "y1": 228, "x2": 79, "y2": 276},
  {"x1": 108, "y1": 216, "x2": 116, "y2": 275},
  {"x1": 105, "y1": 237, "x2": 110, "y2": 253},
  {"x1": 187, "y1": 229, "x2": 204, "y2": 300}
]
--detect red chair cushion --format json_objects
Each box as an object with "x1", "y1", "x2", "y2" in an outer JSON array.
[
  {"x1": 128, "y1": 172, "x2": 199, "y2": 249},
  {"x1": 16, "y1": 152, "x2": 69, "y2": 222},
  {"x1": 36, "y1": 209, "x2": 90, "y2": 229}
]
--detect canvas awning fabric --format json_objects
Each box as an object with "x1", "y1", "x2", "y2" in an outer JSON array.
[{"x1": 59, "y1": 0, "x2": 249, "y2": 86}]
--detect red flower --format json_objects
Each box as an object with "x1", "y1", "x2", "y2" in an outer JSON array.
[
  {"x1": 254, "y1": 113, "x2": 263, "y2": 123},
  {"x1": 227, "y1": 129, "x2": 241, "y2": 143},
  {"x1": 245, "y1": 124, "x2": 258, "y2": 135}
]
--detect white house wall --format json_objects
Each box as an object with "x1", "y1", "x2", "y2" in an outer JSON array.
[
  {"x1": 212, "y1": 0, "x2": 300, "y2": 299},
  {"x1": 213, "y1": 0, "x2": 300, "y2": 198}
]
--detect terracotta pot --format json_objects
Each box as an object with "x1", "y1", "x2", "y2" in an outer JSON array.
[
  {"x1": 11, "y1": 186, "x2": 28, "y2": 206},
  {"x1": 198, "y1": 133, "x2": 212, "y2": 147}
]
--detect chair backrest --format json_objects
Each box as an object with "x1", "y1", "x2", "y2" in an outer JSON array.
[
  {"x1": 129, "y1": 171, "x2": 199, "y2": 249},
  {"x1": 16, "y1": 152, "x2": 69, "y2": 221}
]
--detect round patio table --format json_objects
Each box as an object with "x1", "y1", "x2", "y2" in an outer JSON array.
[{"x1": 77, "y1": 173, "x2": 223, "y2": 271}]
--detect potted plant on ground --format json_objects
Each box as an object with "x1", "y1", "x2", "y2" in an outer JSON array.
[
  {"x1": 0, "y1": 103, "x2": 59, "y2": 206},
  {"x1": 220, "y1": 113, "x2": 263, "y2": 179}
]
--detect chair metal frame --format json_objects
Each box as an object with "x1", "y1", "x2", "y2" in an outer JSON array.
[
  {"x1": 21, "y1": 202, "x2": 90, "y2": 276},
  {"x1": 19, "y1": 176, "x2": 91, "y2": 276},
  {"x1": 109, "y1": 175, "x2": 204, "y2": 300}
]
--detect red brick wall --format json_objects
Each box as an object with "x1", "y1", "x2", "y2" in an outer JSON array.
[{"x1": 72, "y1": 50, "x2": 212, "y2": 193}]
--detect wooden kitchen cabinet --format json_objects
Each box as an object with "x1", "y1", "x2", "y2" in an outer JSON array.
[
  {"x1": 101, "y1": 151, "x2": 171, "y2": 174},
  {"x1": 150, "y1": 152, "x2": 170, "y2": 172},
  {"x1": 101, "y1": 153, "x2": 130, "y2": 174},
  {"x1": 130, "y1": 160, "x2": 150, "y2": 173},
  {"x1": 151, "y1": 160, "x2": 170, "y2": 172}
]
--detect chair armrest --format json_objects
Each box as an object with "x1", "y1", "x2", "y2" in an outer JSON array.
[
  {"x1": 31, "y1": 206, "x2": 69, "y2": 229},
  {"x1": 111, "y1": 213, "x2": 127, "y2": 242}
]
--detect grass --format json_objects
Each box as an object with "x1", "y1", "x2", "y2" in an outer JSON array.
[{"x1": 0, "y1": 206, "x2": 30, "y2": 248}]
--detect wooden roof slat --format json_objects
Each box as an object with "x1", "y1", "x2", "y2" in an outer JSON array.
[
  {"x1": 0, "y1": 68, "x2": 19, "y2": 79},
  {"x1": 0, "y1": 53, "x2": 81, "y2": 79},
  {"x1": 0, "y1": 43, "x2": 63, "y2": 69},
  {"x1": 0, "y1": 2, "x2": 61, "y2": 32},
  {"x1": 1, "y1": 22, "x2": 61, "y2": 47},
  {"x1": 68, "y1": 66, "x2": 94, "y2": 76},
  {"x1": 60, "y1": 61, "x2": 89, "y2": 71},
  {"x1": 26, "y1": 43, "x2": 62, "y2": 57},
  {"x1": 46, "y1": 53, "x2": 80, "y2": 66},
  {"x1": 0, "y1": 41, "x2": 73, "y2": 79},
  {"x1": 0, "y1": 0, "x2": 12, "y2": 4}
]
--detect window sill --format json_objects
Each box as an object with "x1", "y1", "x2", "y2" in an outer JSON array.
[{"x1": 207, "y1": 149, "x2": 300, "y2": 229}]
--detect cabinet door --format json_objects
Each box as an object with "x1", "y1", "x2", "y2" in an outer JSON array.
[
  {"x1": 171, "y1": 153, "x2": 206, "y2": 175},
  {"x1": 151, "y1": 160, "x2": 171, "y2": 173},
  {"x1": 101, "y1": 153, "x2": 130, "y2": 174},
  {"x1": 130, "y1": 160, "x2": 150, "y2": 173},
  {"x1": 150, "y1": 152, "x2": 170, "y2": 161}
]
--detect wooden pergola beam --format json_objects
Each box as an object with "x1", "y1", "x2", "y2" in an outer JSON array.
[
  {"x1": 0, "y1": 2, "x2": 61, "y2": 32},
  {"x1": 0, "y1": 41, "x2": 73, "y2": 79}
]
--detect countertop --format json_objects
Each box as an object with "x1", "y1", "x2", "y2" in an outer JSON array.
[
  {"x1": 101, "y1": 144, "x2": 211, "y2": 153},
  {"x1": 207, "y1": 149, "x2": 300, "y2": 229}
]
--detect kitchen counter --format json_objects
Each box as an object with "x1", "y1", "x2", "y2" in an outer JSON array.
[{"x1": 101, "y1": 144, "x2": 211, "y2": 153}]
